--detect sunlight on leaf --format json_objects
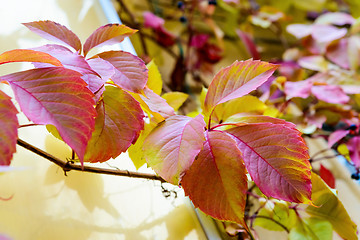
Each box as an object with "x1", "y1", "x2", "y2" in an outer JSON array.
[
  {"x1": 1, "y1": 67, "x2": 96, "y2": 165},
  {"x1": 181, "y1": 130, "x2": 248, "y2": 228},
  {"x1": 84, "y1": 86, "x2": 144, "y2": 163},
  {"x1": 225, "y1": 116, "x2": 312, "y2": 203},
  {"x1": 0, "y1": 49, "x2": 62, "y2": 67},
  {"x1": 0, "y1": 90, "x2": 18, "y2": 166},
  {"x1": 162, "y1": 92, "x2": 188, "y2": 111},
  {"x1": 143, "y1": 114, "x2": 205, "y2": 184},
  {"x1": 23, "y1": 21, "x2": 82, "y2": 52},
  {"x1": 83, "y1": 24, "x2": 137, "y2": 56},
  {"x1": 146, "y1": 60, "x2": 163, "y2": 95}
]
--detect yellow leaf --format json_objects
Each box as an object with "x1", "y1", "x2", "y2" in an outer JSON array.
[
  {"x1": 162, "y1": 92, "x2": 188, "y2": 111},
  {"x1": 337, "y1": 143, "x2": 351, "y2": 162},
  {"x1": 146, "y1": 60, "x2": 162, "y2": 95}
]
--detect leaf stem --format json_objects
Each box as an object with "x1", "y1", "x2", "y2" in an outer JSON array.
[{"x1": 16, "y1": 138, "x2": 165, "y2": 182}]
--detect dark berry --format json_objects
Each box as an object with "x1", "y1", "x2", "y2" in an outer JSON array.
[
  {"x1": 179, "y1": 16, "x2": 187, "y2": 23},
  {"x1": 208, "y1": 0, "x2": 217, "y2": 5},
  {"x1": 347, "y1": 124, "x2": 357, "y2": 130},
  {"x1": 351, "y1": 173, "x2": 360, "y2": 180},
  {"x1": 177, "y1": 1, "x2": 184, "y2": 9}
]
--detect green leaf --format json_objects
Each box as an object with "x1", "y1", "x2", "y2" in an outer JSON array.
[
  {"x1": 306, "y1": 173, "x2": 357, "y2": 240},
  {"x1": 289, "y1": 217, "x2": 332, "y2": 240}
]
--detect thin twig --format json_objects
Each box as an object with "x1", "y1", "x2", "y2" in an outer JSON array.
[
  {"x1": 249, "y1": 215, "x2": 289, "y2": 233},
  {"x1": 16, "y1": 138, "x2": 165, "y2": 182}
]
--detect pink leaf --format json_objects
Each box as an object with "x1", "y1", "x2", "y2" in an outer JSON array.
[
  {"x1": 32, "y1": 44, "x2": 104, "y2": 93},
  {"x1": 311, "y1": 85, "x2": 350, "y2": 104},
  {"x1": 94, "y1": 51, "x2": 148, "y2": 93},
  {"x1": 346, "y1": 136, "x2": 360, "y2": 168},
  {"x1": 181, "y1": 130, "x2": 248, "y2": 228},
  {"x1": 225, "y1": 117, "x2": 312, "y2": 203},
  {"x1": 236, "y1": 30, "x2": 261, "y2": 60},
  {"x1": 143, "y1": 114, "x2": 206, "y2": 184},
  {"x1": 23, "y1": 21, "x2": 82, "y2": 52},
  {"x1": 298, "y1": 55, "x2": 328, "y2": 72},
  {"x1": 1, "y1": 67, "x2": 96, "y2": 164},
  {"x1": 83, "y1": 24, "x2": 137, "y2": 56},
  {"x1": 328, "y1": 129, "x2": 349, "y2": 148},
  {"x1": 143, "y1": 11, "x2": 165, "y2": 29},
  {"x1": 286, "y1": 24, "x2": 313, "y2": 39},
  {"x1": 315, "y1": 12, "x2": 355, "y2": 26},
  {"x1": 0, "y1": 90, "x2": 18, "y2": 166},
  {"x1": 204, "y1": 59, "x2": 277, "y2": 115},
  {"x1": 311, "y1": 25, "x2": 347, "y2": 43},
  {"x1": 284, "y1": 80, "x2": 313, "y2": 99},
  {"x1": 326, "y1": 38, "x2": 350, "y2": 69},
  {"x1": 140, "y1": 88, "x2": 176, "y2": 119},
  {"x1": 84, "y1": 86, "x2": 144, "y2": 163},
  {"x1": 319, "y1": 164, "x2": 335, "y2": 188},
  {"x1": 0, "y1": 49, "x2": 62, "y2": 66}
]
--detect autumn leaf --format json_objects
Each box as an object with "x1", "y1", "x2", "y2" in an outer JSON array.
[
  {"x1": 138, "y1": 88, "x2": 175, "y2": 120},
  {"x1": 94, "y1": 51, "x2": 148, "y2": 93},
  {"x1": 181, "y1": 130, "x2": 248, "y2": 228},
  {"x1": 225, "y1": 116, "x2": 312, "y2": 203},
  {"x1": 306, "y1": 173, "x2": 357, "y2": 240},
  {"x1": 0, "y1": 90, "x2": 18, "y2": 166},
  {"x1": 146, "y1": 60, "x2": 162, "y2": 95},
  {"x1": 204, "y1": 59, "x2": 277, "y2": 116},
  {"x1": 143, "y1": 114, "x2": 205, "y2": 184},
  {"x1": 23, "y1": 21, "x2": 82, "y2": 52},
  {"x1": 1, "y1": 67, "x2": 96, "y2": 164},
  {"x1": 84, "y1": 86, "x2": 144, "y2": 163},
  {"x1": 161, "y1": 92, "x2": 188, "y2": 111},
  {"x1": 0, "y1": 49, "x2": 62, "y2": 66},
  {"x1": 83, "y1": 24, "x2": 137, "y2": 56},
  {"x1": 319, "y1": 164, "x2": 335, "y2": 188}
]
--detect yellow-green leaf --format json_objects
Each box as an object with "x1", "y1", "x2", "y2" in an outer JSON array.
[{"x1": 306, "y1": 173, "x2": 357, "y2": 240}]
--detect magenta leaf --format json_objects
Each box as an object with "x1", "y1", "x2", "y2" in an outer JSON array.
[
  {"x1": 225, "y1": 117, "x2": 312, "y2": 203},
  {"x1": 236, "y1": 30, "x2": 260, "y2": 60},
  {"x1": 23, "y1": 21, "x2": 82, "y2": 52},
  {"x1": 328, "y1": 130, "x2": 349, "y2": 148},
  {"x1": 1, "y1": 67, "x2": 96, "y2": 164},
  {"x1": 140, "y1": 88, "x2": 175, "y2": 119},
  {"x1": 94, "y1": 51, "x2": 148, "y2": 93},
  {"x1": 204, "y1": 59, "x2": 277, "y2": 115},
  {"x1": 0, "y1": 90, "x2": 18, "y2": 166},
  {"x1": 319, "y1": 164, "x2": 335, "y2": 188},
  {"x1": 181, "y1": 130, "x2": 248, "y2": 227},
  {"x1": 83, "y1": 24, "x2": 137, "y2": 56},
  {"x1": 311, "y1": 25, "x2": 347, "y2": 43},
  {"x1": 84, "y1": 86, "x2": 144, "y2": 163},
  {"x1": 32, "y1": 44, "x2": 104, "y2": 93},
  {"x1": 311, "y1": 85, "x2": 350, "y2": 104},
  {"x1": 143, "y1": 11, "x2": 165, "y2": 29},
  {"x1": 346, "y1": 136, "x2": 360, "y2": 168},
  {"x1": 143, "y1": 114, "x2": 206, "y2": 184},
  {"x1": 284, "y1": 80, "x2": 313, "y2": 99}
]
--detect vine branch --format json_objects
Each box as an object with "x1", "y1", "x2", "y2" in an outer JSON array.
[{"x1": 16, "y1": 138, "x2": 165, "y2": 182}]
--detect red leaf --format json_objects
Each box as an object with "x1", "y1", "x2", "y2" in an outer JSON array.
[
  {"x1": 1, "y1": 67, "x2": 96, "y2": 164},
  {"x1": 204, "y1": 59, "x2": 277, "y2": 116},
  {"x1": 225, "y1": 117, "x2": 312, "y2": 203},
  {"x1": 311, "y1": 85, "x2": 350, "y2": 104},
  {"x1": 0, "y1": 49, "x2": 62, "y2": 66},
  {"x1": 84, "y1": 86, "x2": 144, "y2": 163},
  {"x1": 319, "y1": 164, "x2": 335, "y2": 188},
  {"x1": 181, "y1": 130, "x2": 248, "y2": 228},
  {"x1": 83, "y1": 24, "x2": 137, "y2": 56},
  {"x1": 0, "y1": 90, "x2": 18, "y2": 166},
  {"x1": 143, "y1": 114, "x2": 206, "y2": 184},
  {"x1": 94, "y1": 51, "x2": 148, "y2": 93},
  {"x1": 23, "y1": 21, "x2": 82, "y2": 52}
]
